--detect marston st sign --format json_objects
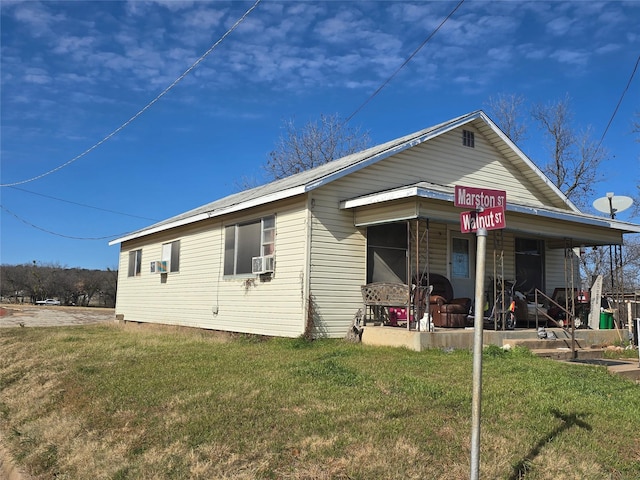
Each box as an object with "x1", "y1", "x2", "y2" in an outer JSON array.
[{"x1": 454, "y1": 185, "x2": 506, "y2": 210}]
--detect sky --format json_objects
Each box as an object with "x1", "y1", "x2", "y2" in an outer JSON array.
[{"x1": 1, "y1": 0, "x2": 639, "y2": 271}]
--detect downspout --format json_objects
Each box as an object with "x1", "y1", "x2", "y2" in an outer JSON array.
[{"x1": 302, "y1": 194, "x2": 313, "y2": 336}]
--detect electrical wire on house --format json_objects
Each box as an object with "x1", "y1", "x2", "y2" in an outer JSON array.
[
  {"x1": 7, "y1": 186, "x2": 160, "y2": 221},
  {"x1": 0, "y1": 0, "x2": 262, "y2": 188},
  {"x1": 597, "y1": 54, "x2": 640, "y2": 150},
  {"x1": 345, "y1": 0, "x2": 465, "y2": 124},
  {"x1": 0, "y1": 205, "x2": 133, "y2": 240}
]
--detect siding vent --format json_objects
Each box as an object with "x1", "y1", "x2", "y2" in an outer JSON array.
[{"x1": 462, "y1": 130, "x2": 475, "y2": 148}]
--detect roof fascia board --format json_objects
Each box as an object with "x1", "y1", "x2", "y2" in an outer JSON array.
[
  {"x1": 340, "y1": 185, "x2": 640, "y2": 234},
  {"x1": 109, "y1": 185, "x2": 307, "y2": 245},
  {"x1": 108, "y1": 213, "x2": 211, "y2": 245},
  {"x1": 507, "y1": 204, "x2": 640, "y2": 233},
  {"x1": 340, "y1": 185, "x2": 450, "y2": 209}
]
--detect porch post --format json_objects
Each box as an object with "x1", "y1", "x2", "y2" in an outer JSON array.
[{"x1": 470, "y1": 227, "x2": 487, "y2": 480}]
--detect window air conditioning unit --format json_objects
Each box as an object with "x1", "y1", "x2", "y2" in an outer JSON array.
[
  {"x1": 252, "y1": 255, "x2": 275, "y2": 274},
  {"x1": 150, "y1": 261, "x2": 167, "y2": 274}
]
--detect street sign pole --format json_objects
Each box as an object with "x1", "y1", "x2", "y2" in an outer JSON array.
[
  {"x1": 470, "y1": 227, "x2": 487, "y2": 480},
  {"x1": 454, "y1": 185, "x2": 506, "y2": 480}
]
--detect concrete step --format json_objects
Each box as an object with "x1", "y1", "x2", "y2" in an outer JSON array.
[
  {"x1": 566, "y1": 358, "x2": 640, "y2": 382},
  {"x1": 505, "y1": 338, "x2": 586, "y2": 350},
  {"x1": 531, "y1": 347, "x2": 605, "y2": 361}
]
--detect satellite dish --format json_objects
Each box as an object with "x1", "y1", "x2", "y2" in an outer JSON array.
[{"x1": 593, "y1": 193, "x2": 633, "y2": 218}]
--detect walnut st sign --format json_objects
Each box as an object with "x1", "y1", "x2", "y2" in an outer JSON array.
[
  {"x1": 459, "y1": 206, "x2": 506, "y2": 233},
  {"x1": 455, "y1": 185, "x2": 506, "y2": 233}
]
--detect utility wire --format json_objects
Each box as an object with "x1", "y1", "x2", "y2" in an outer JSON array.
[
  {"x1": 1, "y1": 0, "x2": 262, "y2": 188},
  {"x1": 345, "y1": 0, "x2": 465, "y2": 124},
  {"x1": 1, "y1": 205, "x2": 132, "y2": 240},
  {"x1": 597, "y1": 53, "x2": 640, "y2": 151},
  {"x1": 8, "y1": 186, "x2": 160, "y2": 221}
]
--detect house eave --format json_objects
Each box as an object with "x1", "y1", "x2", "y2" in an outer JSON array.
[{"x1": 109, "y1": 185, "x2": 307, "y2": 245}]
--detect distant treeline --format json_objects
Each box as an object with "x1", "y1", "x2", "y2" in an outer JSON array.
[{"x1": 0, "y1": 262, "x2": 117, "y2": 307}]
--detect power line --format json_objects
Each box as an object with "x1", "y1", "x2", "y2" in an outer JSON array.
[
  {"x1": 8, "y1": 186, "x2": 160, "y2": 221},
  {"x1": 345, "y1": 0, "x2": 465, "y2": 124},
  {"x1": 1, "y1": 0, "x2": 262, "y2": 188},
  {"x1": 597, "y1": 53, "x2": 640, "y2": 151},
  {"x1": 1, "y1": 205, "x2": 132, "y2": 240}
]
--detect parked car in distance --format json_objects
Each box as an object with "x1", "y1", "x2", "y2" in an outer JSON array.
[{"x1": 35, "y1": 299, "x2": 61, "y2": 306}]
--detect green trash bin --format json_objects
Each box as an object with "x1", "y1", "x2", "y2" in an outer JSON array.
[{"x1": 599, "y1": 311, "x2": 614, "y2": 329}]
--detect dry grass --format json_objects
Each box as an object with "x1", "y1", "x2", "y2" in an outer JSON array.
[{"x1": 1, "y1": 324, "x2": 639, "y2": 479}]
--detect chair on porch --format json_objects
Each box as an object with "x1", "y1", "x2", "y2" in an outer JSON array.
[{"x1": 428, "y1": 273, "x2": 472, "y2": 328}]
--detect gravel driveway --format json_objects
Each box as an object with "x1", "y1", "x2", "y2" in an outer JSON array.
[{"x1": 0, "y1": 304, "x2": 115, "y2": 327}]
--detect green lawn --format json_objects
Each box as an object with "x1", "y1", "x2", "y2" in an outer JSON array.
[{"x1": 1, "y1": 324, "x2": 639, "y2": 479}]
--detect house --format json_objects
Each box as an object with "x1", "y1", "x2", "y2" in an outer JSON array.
[{"x1": 109, "y1": 111, "x2": 640, "y2": 340}]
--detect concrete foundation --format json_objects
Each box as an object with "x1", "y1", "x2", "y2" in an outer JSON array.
[{"x1": 361, "y1": 325, "x2": 623, "y2": 352}]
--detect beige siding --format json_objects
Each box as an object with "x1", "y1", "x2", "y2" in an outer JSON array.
[
  {"x1": 545, "y1": 247, "x2": 581, "y2": 293},
  {"x1": 308, "y1": 187, "x2": 366, "y2": 338},
  {"x1": 115, "y1": 197, "x2": 309, "y2": 337},
  {"x1": 365, "y1": 125, "x2": 556, "y2": 209}
]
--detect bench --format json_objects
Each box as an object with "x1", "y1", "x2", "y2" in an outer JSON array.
[{"x1": 361, "y1": 283, "x2": 412, "y2": 326}]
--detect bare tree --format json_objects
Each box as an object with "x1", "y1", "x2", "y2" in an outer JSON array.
[
  {"x1": 530, "y1": 96, "x2": 606, "y2": 207},
  {"x1": 266, "y1": 113, "x2": 371, "y2": 180},
  {"x1": 486, "y1": 93, "x2": 527, "y2": 144},
  {"x1": 0, "y1": 263, "x2": 118, "y2": 307}
]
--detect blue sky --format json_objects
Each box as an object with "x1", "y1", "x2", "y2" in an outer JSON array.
[{"x1": 1, "y1": 0, "x2": 639, "y2": 270}]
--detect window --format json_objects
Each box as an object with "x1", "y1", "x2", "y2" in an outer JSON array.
[
  {"x1": 451, "y1": 237, "x2": 470, "y2": 278},
  {"x1": 366, "y1": 223, "x2": 407, "y2": 284},
  {"x1": 224, "y1": 215, "x2": 275, "y2": 276},
  {"x1": 128, "y1": 249, "x2": 142, "y2": 277},
  {"x1": 462, "y1": 129, "x2": 475, "y2": 148},
  {"x1": 515, "y1": 238, "x2": 544, "y2": 297},
  {"x1": 162, "y1": 240, "x2": 180, "y2": 273}
]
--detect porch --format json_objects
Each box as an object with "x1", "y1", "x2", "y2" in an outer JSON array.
[{"x1": 345, "y1": 182, "x2": 640, "y2": 336}]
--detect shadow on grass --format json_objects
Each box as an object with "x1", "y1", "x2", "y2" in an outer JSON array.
[{"x1": 509, "y1": 408, "x2": 592, "y2": 480}]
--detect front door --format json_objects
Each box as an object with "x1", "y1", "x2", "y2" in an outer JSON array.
[{"x1": 448, "y1": 230, "x2": 475, "y2": 299}]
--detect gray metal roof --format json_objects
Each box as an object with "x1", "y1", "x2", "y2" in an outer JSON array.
[{"x1": 109, "y1": 111, "x2": 578, "y2": 245}]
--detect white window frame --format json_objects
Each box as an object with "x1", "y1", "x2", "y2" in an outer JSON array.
[
  {"x1": 128, "y1": 249, "x2": 142, "y2": 277},
  {"x1": 224, "y1": 215, "x2": 275, "y2": 276},
  {"x1": 161, "y1": 240, "x2": 180, "y2": 273},
  {"x1": 462, "y1": 129, "x2": 475, "y2": 148}
]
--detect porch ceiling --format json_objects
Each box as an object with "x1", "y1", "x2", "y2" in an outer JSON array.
[{"x1": 340, "y1": 182, "x2": 640, "y2": 247}]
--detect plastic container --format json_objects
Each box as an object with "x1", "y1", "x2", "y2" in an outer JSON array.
[{"x1": 599, "y1": 311, "x2": 614, "y2": 329}]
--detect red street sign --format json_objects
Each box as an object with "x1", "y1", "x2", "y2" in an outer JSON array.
[
  {"x1": 460, "y1": 206, "x2": 506, "y2": 233},
  {"x1": 454, "y1": 185, "x2": 506, "y2": 210}
]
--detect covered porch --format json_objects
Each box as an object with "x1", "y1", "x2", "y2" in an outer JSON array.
[{"x1": 342, "y1": 182, "x2": 640, "y2": 336}]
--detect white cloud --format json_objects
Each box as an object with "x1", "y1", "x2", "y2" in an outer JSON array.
[
  {"x1": 11, "y1": 1, "x2": 64, "y2": 37},
  {"x1": 545, "y1": 16, "x2": 576, "y2": 36},
  {"x1": 23, "y1": 67, "x2": 51, "y2": 84},
  {"x1": 549, "y1": 49, "x2": 590, "y2": 67},
  {"x1": 595, "y1": 43, "x2": 621, "y2": 55}
]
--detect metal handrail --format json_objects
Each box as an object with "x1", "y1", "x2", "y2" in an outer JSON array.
[
  {"x1": 533, "y1": 289, "x2": 574, "y2": 329},
  {"x1": 534, "y1": 288, "x2": 577, "y2": 358}
]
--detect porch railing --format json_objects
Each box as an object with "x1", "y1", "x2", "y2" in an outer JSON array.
[{"x1": 534, "y1": 288, "x2": 577, "y2": 357}]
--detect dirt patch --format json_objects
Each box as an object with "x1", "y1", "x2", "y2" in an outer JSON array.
[{"x1": 0, "y1": 304, "x2": 115, "y2": 328}]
